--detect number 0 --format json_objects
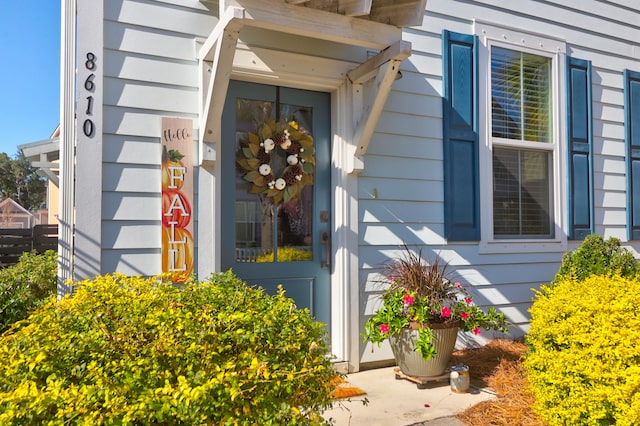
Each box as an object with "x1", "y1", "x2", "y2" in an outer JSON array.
[{"x1": 83, "y1": 119, "x2": 95, "y2": 137}]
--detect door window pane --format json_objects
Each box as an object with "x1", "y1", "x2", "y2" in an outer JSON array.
[
  {"x1": 275, "y1": 103, "x2": 313, "y2": 262},
  {"x1": 234, "y1": 97, "x2": 314, "y2": 262},
  {"x1": 234, "y1": 99, "x2": 275, "y2": 262}
]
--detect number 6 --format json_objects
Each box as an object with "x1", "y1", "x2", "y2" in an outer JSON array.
[{"x1": 84, "y1": 73, "x2": 95, "y2": 91}]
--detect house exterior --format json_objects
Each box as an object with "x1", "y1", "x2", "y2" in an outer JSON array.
[
  {"x1": 57, "y1": 0, "x2": 640, "y2": 372},
  {"x1": 0, "y1": 198, "x2": 35, "y2": 229}
]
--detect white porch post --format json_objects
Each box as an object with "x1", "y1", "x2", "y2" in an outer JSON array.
[
  {"x1": 58, "y1": 0, "x2": 76, "y2": 297},
  {"x1": 332, "y1": 82, "x2": 362, "y2": 372}
]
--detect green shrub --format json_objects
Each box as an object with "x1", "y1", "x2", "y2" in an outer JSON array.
[
  {"x1": 0, "y1": 271, "x2": 338, "y2": 425},
  {"x1": 525, "y1": 274, "x2": 640, "y2": 425},
  {"x1": 551, "y1": 234, "x2": 639, "y2": 285},
  {"x1": 0, "y1": 250, "x2": 57, "y2": 333}
]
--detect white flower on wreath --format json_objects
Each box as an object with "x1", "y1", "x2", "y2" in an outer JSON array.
[
  {"x1": 281, "y1": 137, "x2": 292, "y2": 150},
  {"x1": 262, "y1": 138, "x2": 275, "y2": 153},
  {"x1": 258, "y1": 164, "x2": 271, "y2": 176},
  {"x1": 286, "y1": 155, "x2": 298, "y2": 165},
  {"x1": 274, "y1": 178, "x2": 286, "y2": 190}
]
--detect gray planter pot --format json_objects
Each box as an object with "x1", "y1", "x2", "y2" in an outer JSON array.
[{"x1": 389, "y1": 325, "x2": 459, "y2": 377}]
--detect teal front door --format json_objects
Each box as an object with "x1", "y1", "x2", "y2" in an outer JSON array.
[{"x1": 221, "y1": 81, "x2": 331, "y2": 329}]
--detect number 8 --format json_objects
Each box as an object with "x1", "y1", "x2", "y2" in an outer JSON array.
[{"x1": 85, "y1": 52, "x2": 96, "y2": 70}]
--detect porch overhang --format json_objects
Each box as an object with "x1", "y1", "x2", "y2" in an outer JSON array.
[
  {"x1": 198, "y1": 0, "x2": 420, "y2": 170},
  {"x1": 19, "y1": 137, "x2": 61, "y2": 187}
]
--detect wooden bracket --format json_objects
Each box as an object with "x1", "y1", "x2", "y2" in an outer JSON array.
[
  {"x1": 198, "y1": 7, "x2": 244, "y2": 167},
  {"x1": 348, "y1": 40, "x2": 411, "y2": 174}
]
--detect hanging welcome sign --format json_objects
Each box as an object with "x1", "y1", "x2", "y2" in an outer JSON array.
[{"x1": 161, "y1": 117, "x2": 194, "y2": 282}]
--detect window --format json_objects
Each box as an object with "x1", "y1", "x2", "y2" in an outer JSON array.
[
  {"x1": 490, "y1": 46, "x2": 554, "y2": 239},
  {"x1": 444, "y1": 26, "x2": 587, "y2": 248}
]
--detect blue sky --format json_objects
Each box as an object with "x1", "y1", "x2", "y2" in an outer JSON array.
[{"x1": 0, "y1": 2, "x2": 60, "y2": 157}]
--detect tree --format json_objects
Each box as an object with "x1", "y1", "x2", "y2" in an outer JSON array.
[{"x1": 0, "y1": 151, "x2": 46, "y2": 212}]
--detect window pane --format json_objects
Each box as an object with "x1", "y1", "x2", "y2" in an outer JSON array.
[
  {"x1": 491, "y1": 47, "x2": 551, "y2": 143},
  {"x1": 234, "y1": 99, "x2": 275, "y2": 262},
  {"x1": 275, "y1": 103, "x2": 314, "y2": 263},
  {"x1": 493, "y1": 148, "x2": 553, "y2": 238},
  {"x1": 492, "y1": 48, "x2": 522, "y2": 140},
  {"x1": 233, "y1": 97, "x2": 315, "y2": 263}
]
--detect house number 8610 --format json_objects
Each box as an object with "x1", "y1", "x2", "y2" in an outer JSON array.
[{"x1": 83, "y1": 52, "x2": 96, "y2": 137}]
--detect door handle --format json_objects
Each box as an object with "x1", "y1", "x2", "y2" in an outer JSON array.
[{"x1": 320, "y1": 231, "x2": 330, "y2": 269}]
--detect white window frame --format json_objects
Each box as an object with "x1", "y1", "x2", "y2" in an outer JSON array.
[{"x1": 474, "y1": 20, "x2": 568, "y2": 253}]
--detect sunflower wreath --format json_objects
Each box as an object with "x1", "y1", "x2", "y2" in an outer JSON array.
[{"x1": 236, "y1": 118, "x2": 315, "y2": 204}]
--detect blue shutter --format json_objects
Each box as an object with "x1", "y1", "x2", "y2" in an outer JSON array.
[
  {"x1": 566, "y1": 57, "x2": 593, "y2": 240},
  {"x1": 442, "y1": 30, "x2": 479, "y2": 241},
  {"x1": 625, "y1": 70, "x2": 640, "y2": 240}
]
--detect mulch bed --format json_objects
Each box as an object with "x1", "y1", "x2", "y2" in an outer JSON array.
[{"x1": 449, "y1": 339, "x2": 545, "y2": 426}]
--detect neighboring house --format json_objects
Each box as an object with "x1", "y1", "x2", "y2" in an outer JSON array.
[
  {"x1": 19, "y1": 126, "x2": 60, "y2": 226},
  {"x1": 0, "y1": 198, "x2": 34, "y2": 229},
  {"x1": 53, "y1": 0, "x2": 640, "y2": 372}
]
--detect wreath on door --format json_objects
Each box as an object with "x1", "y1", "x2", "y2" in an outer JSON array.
[{"x1": 236, "y1": 118, "x2": 315, "y2": 204}]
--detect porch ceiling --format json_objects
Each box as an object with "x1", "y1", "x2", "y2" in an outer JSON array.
[
  {"x1": 284, "y1": 0, "x2": 428, "y2": 28},
  {"x1": 204, "y1": 0, "x2": 428, "y2": 29}
]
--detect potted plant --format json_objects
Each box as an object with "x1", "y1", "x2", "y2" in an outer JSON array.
[{"x1": 363, "y1": 246, "x2": 508, "y2": 377}]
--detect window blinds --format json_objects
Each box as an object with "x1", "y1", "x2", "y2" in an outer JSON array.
[{"x1": 491, "y1": 47, "x2": 551, "y2": 143}]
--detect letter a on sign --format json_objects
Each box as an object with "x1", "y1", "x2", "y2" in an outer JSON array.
[{"x1": 161, "y1": 117, "x2": 194, "y2": 282}]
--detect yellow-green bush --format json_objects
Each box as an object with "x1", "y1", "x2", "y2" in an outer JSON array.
[
  {"x1": 0, "y1": 271, "x2": 338, "y2": 425},
  {"x1": 256, "y1": 247, "x2": 312, "y2": 263},
  {"x1": 525, "y1": 274, "x2": 640, "y2": 425}
]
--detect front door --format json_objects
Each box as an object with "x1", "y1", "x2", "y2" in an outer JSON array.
[{"x1": 221, "y1": 81, "x2": 331, "y2": 328}]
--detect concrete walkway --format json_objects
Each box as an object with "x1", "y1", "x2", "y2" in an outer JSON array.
[{"x1": 324, "y1": 366, "x2": 494, "y2": 426}]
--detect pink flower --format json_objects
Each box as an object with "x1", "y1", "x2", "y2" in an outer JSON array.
[
  {"x1": 465, "y1": 298, "x2": 473, "y2": 306},
  {"x1": 403, "y1": 294, "x2": 415, "y2": 306},
  {"x1": 460, "y1": 311, "x2": 469, "y2": 320},
  {"x1": 440, "y1": 306, "x2": 452, "y2": 318},
  {"x1": 380, "y1": 324, "x2": 390, "y2": 334},
  {"x1": 473, "y1": 326, "x2": 481, "y2": 335},
  {"x1": 454, "y1": 282, "x2": 463, "y2": 289}
]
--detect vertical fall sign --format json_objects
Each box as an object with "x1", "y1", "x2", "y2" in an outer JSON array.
[{"x1": 161, "y1": 118, "x2": 194, "y2": 282}]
